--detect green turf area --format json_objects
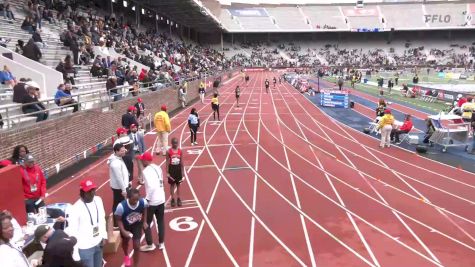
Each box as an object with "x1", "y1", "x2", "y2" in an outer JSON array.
[
  {"x1": 324, "y1": 77, "x2": 448, "y2": 113},
  {"x1": 364, "y1": 72, "x2": 475, "y2": 85}
]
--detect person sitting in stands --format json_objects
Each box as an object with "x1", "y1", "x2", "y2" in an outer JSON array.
[
  {"x1": 423, "y1": 119, "x2": 436, "y2": 144},
  {"x1": 22, "y1": 81, "x2": 49, "y2": 122},
  {"x1": 32, "y1": 29, "x2": 47, "y2": 51},
  {"x1": 0, "y1": 65, "x2": 16, "y2": 88},
  {"x1": 54, "y1": 83, "x2": 79, "y2": 112},
  {"x1": 391, "y1": 114, "x2": 413, "y2": 144},
  {"x1": 12, "y1": 78, "x2": 30, "y2": 103},
  {"x1": 2, "y1": 1, "x2": 16, "y2": 22},
  {"x1": 22, "y1": 38, "x2": 42, "y2": 62},
  {"x1": 21, "y1": 16, "x2": 35, "y2": 33},
  {"x1": 90, "y1": 55, "x2": 107, "y2": 78}
]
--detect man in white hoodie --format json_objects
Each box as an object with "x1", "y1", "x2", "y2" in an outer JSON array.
[{"x1": 108, "y1": 142, "x2": 130, "y2": 227}]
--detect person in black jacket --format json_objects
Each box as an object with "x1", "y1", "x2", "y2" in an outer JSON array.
[
  {"x1": 36, "y1": 226, "x2": 84, "y2": 267},
  {"x1": 134, "y1": 98, "x2": 145, "y2": 128},
  {"x1": 22, "y1": 39, "x2": 42, "y2": 62},
  {"x1": 12, "y1": 78, "x2": 29, "y2": 103},
  {"x1": 121, "y1": 106, "x2": 138, "y2": 132},
  {"x1": 22, "y1": 82, "x2": 48, "y2": 122}
]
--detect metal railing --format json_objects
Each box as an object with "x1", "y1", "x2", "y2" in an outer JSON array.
[{"x1": 0, "y1": 70, "x2": 230, "y2": 130}]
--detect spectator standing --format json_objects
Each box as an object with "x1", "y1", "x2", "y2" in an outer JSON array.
[
  {"x1": 115, "y1": 189, "x2": 148, "y2": 267},
  {"x1": 10, "y1": 145, "x2": 29, "y2": 165},
  {"x1": 166, "y1": 138, "x2": 184, "y2": 207},
  {"x1": 122, "y1": 106, "x2": 138, "y2": 133},
  {"x1": 154, "y1": 105, "x2": 171, "y2": 156},
  {"x1": 108, "y1": 143, "x2": 130, "y2": 227},
  {"x1": 188, "y1": 108, "x2": 200, "y2": 146},
  {"x1": 54, "y1": 83, "x2": 79, "y2": 112},
  {"x1": 137, "y1": 152, "x2": 166, "y2": 252},
  {"x1": 20, "y1": 154, "x2": 46, "y2": 213},
  {"x1": 391, "y1": 114, "x2": 413, "y2": 144},
  {"x1": 423, "y1": 119, "x2": 436, "y2": 144},
  {"x1": 0, "y1": 211, "x2": 34, "y2": 267},
  {"x1": 22, "y1": 82, "x2": 48, "y2": 122},
  {"x1": 129, "y1": 123, "x2": 145, "y2": 183},
  {"x1": 469, "y1": 112, "x2": 475, "y2": 154},
  {"x1": 134, "y1": 98, "x2": 145, "y2": 129},
  {"x1": 377, "y1": 109, "x2": 395, "y2": 148},
  {"x1": 65, "y1": 179, "x2": 107, "y2": 267}
]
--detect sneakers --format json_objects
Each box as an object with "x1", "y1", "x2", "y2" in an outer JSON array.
[
  {"x1": 123, "y1": 256, "x2": 131, "y2": 267},
  {"x1": 158, "y1": 243, "x2": 165, "y2": 250},
  {"x1": 191, "y1": 142, "x2": 195, "y2": 146},
  {"x1": 170, "y1": 198, "x2": 176, "y2": 207},
  {"x1": 140, "y1": 244, "x2": 156, "y2": 252},
  {"x1": 194, "y1": 142, "x2": 198, "y2": 145},
  {"x1": 177, "y1": 198, "x2": 182, "y2": 207}
]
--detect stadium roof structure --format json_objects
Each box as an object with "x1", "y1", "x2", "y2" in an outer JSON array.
[{"x1": 137, "y1": 0, "x2": 222, "y2": 32}]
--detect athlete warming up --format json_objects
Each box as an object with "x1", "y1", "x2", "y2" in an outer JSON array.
[{"x1": 166, "y1": 138, "x2": 185, "y2": 207}]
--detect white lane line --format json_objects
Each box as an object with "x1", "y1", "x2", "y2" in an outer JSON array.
[
  {"x1": 182, "y1": 76, "x2": 245, "y2": 267},
  {"x1": 269, "y1": 82, "x2": 318, "y2": 267},
  {"x1": 280, "y1": 82, "x2": 439, "y2": 264}
]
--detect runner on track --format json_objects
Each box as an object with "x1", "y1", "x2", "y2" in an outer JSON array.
[
  {"x1": 166, "y1": 138, "x2": 184, "y2": 207},
  {"x1": 188, "y1": 108, "x2": 200, "y2": 146},
  {"x1": 235, "y1": 85, "x2": 241, "y2": 107},
  {"x1": 211, "y1": 93, "x2": 220, "y2": 121},
  {"x1": 245, "y1": 74, "x2": 249, "y2": 85},
  {"x1": 198, "y1": 82, "x2": 206, "y2": 104},
  {"x1": 273, "y1": 77, "x2": 277, "y2": 87},
  {"x1": 265, "y1": 79, "x2": 270, "y2": 93}
]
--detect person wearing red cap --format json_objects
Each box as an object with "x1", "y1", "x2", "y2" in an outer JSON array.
[
  {"x1": 116, "y1": 127, "x2": 128, "y2": 138},
  {"x1": 65, "y1": 179, "x2": 107, "y2": 267},
  {"x1": 134, "y1": 98, "x2": 145, "y2": 129},
  {"x1": 136, "y1": 152, "x2": 166, "y2": 251},
  {"x1": 122, "y1": 106, "x2": 138, "y2": 133},
  {"x1": 377, "y1": 109, "x2": 395, "y2": 148},
  {"x1": 154, "y1": 105, "x2": 171, "y2": 156}
]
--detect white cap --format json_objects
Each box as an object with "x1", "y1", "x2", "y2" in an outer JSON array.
[
  {"x1": 457, "y1": 94, "x2": 463, "y2": 99},
  {"x1": 26, "y1": 81, "x2": 40, "y2": 89},
  {"x1": 117, "y1": 136, "x2": 133, "y2": 146}
]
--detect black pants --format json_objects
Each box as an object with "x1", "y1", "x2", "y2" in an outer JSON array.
[
  {"x1": 25, "y1": 198, "x2": 45, "y2": 214},
  {"x1": 190, "y1": 125, "x2": 198, "y2": 143},
  {"x1": 144, "y1": 203, "x2": 165, "y2": 245},
  {"x1": 112, "y1": 188, "x2": 125, "y2": 227},
  {"x1": 391, "y1": 129, "x2": 409, "y2": 142},
  {"x1": 123, "y1": 154, "x2": 134, "y2": 182},
  {"x1": 212, "y1": 105, "x2": 220, "y2": 120},
  {"x1": 338, "y1": 84, "x2": 342, "y2": 90},
  {"x1": 25, "y1": 109, "x2": 48, "y2": 122}
]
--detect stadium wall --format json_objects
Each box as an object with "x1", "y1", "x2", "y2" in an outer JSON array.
[{"x1": 0, "y1": 71, "x2": 238, "y2": 178}]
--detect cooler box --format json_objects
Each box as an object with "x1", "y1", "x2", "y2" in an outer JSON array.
[{"x1": 408, "y1": 135, "x2": 419, "y2": 144}]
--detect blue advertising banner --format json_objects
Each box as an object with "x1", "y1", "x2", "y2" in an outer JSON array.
[{"x1": 228, "y1": 8, "x2": 269, "y2": 17}]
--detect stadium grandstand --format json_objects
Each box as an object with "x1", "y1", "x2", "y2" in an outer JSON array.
[{"x1": 0, "y1": 0, "x2": 474, "y2": 266}]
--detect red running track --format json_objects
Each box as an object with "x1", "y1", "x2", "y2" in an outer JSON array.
[{"x1": 45, "y1": 71, "x2": 475, "y2": 267}]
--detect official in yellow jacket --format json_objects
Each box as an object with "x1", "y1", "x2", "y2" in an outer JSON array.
[
  {"x1": 377, "y1": 109, "x2": 395, "y2": 148},
  {"x1": 154, "y1": 105, "x2": 171, "y2": 155}
]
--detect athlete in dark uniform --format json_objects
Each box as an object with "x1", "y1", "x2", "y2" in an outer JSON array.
[
  {"x1": 265, "y1": 79, "x2": 270, "y2": 93},
  {"x1": 273, "y1": 77, "x2": 277, "y2": 87},
  {"x1": 235, "y1": 85, "x2": 241, "y2": 107},
  {"x1": 166, "y1": 137, "x2": 184, "y2": 207}
]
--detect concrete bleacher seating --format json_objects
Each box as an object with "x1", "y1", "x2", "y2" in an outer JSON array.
[
  {"x1": 218, "y1": 10, "x2": 242, "y2": 31},
  {"x1": 381, "y1": 4, "x2": 425, "y2": 29},
  {"x1": 301, "y1": 5, "x2": 348, "y2": 30},
  {"x1": 348, "y1": 16, "x2": 382, "y2": 29},
  {"x1": 266, "y1": 7, "x2": 311, "y2": 30},
  {"x1": 235, "y1": 16, "x2": 278, "y2": 31},
  {"x1": 424, "y1": 3, "x2": 467, "y2": 28}
]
